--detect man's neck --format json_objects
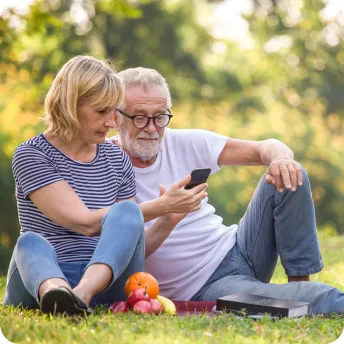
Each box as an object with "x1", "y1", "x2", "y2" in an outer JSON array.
[{"x1": 130, "y1": 155, "x2": 157, "y2": 168}]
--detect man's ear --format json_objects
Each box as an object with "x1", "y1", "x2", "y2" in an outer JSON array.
[{"x1": 113, "y1": 112, "x2": 120, "y2": 131}]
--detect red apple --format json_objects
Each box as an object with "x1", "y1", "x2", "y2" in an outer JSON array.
[
  {"x1": 149, "y1": 299, "x2": 163, "y2": 314},
  {"x1": 133, "y1": 300, "x2": 153, "y2": 314},
  {"x1": 127, "y1": 288, "x2": 150, "y2": 307},
  {"x1": 109, "y1": 301, "x2": 129, "y2": 313}
]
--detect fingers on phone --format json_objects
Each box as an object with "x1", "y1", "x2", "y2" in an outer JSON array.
[
  {"x1": 191, "y1": 183, "x2": 208, "y2": 193},
  {"x1": 175, "y1": 175, "x2": 192, "y2": 189}
]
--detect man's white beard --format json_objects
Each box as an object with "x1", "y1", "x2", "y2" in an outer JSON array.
[{"x1": 120, "y1": 123, "x2": 161, "y2": 161}]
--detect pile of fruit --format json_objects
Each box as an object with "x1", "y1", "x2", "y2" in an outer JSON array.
[{"x1": 109, "y1": 272, "x2": 176, "y2": 315}]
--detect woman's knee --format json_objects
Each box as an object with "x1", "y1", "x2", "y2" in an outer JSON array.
[
  {"x1": 16, "y1": 232, "x2": 44, "y2": 250},
  {"x1": 15, "y1": 232, "x2": 55, "y2": 261},
  {"x1": 104, "y1": 201, "x2": 144, "y2": 235},
  {"x1": 118, "y1": 201, "x2": 144, "y2": 234},
  {"x1": 114, "y1": 200, "x2": 142, "y2": 216}
]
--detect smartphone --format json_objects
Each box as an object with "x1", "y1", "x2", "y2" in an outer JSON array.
[{"x1": 184, "y1": 168, "x2": 211, "y2": 190}]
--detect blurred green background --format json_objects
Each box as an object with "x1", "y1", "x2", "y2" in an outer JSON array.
[{"x1": 0, "y1": 0, "x2": 343, "y2": 274}]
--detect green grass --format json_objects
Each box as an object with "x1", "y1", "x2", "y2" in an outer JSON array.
[{"x1": 0, "y1": 230, "x2": 343, "y2": 344}]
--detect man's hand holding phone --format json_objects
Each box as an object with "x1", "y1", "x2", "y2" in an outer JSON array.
[
  {"x1": 159, "y1": 169, "x2": 211, "y2": 219},
  {"x1": 184, "y1": 168, "x2": 211, "y2": 190}
]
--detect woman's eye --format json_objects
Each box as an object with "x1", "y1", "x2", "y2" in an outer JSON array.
[{"x1": 98, "y1": 108, "x2": 110, "y2": 114}]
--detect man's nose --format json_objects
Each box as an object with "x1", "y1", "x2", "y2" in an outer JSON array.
[{"x1": 144, "y1": 118, "x2": 157, "y2": 134}]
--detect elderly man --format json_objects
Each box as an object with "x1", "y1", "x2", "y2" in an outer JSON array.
[{"x1": 110, "y1": 67, "x2": 344, "y2": 315}]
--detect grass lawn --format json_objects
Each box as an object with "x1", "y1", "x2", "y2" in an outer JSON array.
[{"x1": 0, "y1": 230, "x2": 343, "y2": 344}]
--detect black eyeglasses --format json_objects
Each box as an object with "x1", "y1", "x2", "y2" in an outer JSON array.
[{"x1": 116, "y1": 108, "x2": 173, "y2": 129}]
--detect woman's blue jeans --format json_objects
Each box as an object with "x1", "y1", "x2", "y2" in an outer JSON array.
[
  {"x1": 4, "y1": 201, "x2": 145, "y2": 308},
  {"x1": 191, "y1": 168, "x2": 344, "y2": 315}
]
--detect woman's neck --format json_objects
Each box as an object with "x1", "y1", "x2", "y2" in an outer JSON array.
[{"x1": 44, "y1": 132, "x2": 97, "y2": 163}]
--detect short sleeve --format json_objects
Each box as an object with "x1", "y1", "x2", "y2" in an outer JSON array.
[
  {"x1": 12, "y1": 145, "x2": 64, "y2": 199},
  {"x1": 117, "y1": 150, "x2": 136, "y2": 199},
  {"x1": 172, "y1": 129, "x2": 229, "y2": 175}
]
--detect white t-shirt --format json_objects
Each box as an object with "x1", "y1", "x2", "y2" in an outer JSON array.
[{"x1": 134, "y1": 128, "x2": 237, "y2": 300}]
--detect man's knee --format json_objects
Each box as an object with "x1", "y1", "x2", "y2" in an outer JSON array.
[
  {"x1": 295, "y1": 164, "x2": 313, "y2": 195},
  {"x1": 262, "y1": 164, "x2": 311, "y2": 192}
]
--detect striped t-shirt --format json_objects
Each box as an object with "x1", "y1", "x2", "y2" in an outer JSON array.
[{"x1": 12, "y1": 133, "x2": 136, "y2": 262}]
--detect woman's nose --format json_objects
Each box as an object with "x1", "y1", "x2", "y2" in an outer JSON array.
[{"x1": 105, "y1": 113, "x2": 116, "y2": 128}]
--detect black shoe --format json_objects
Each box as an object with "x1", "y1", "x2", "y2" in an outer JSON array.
[{"x1": 40, "y1": 286, "x2": 93, "y2": 316}]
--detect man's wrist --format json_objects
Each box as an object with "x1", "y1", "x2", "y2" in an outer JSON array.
[
  {"x1": 260, "y1": 139, "x2": 294, "y2": 165},
  {"x1": 270, "y1": 155, "x2": 294, "y2": 163}
]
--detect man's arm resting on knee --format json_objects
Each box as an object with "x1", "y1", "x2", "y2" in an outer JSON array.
[
  {"x1": 218, "y1": 138, "x2": 294, "y2": 166},
  {"x1": 218, "y1": 138, "x2": 302, "y2": 192}
]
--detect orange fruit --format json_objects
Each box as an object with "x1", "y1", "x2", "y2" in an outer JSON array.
[{"x1": 124, "y1": 272, "x2": 159, "y2": 298}]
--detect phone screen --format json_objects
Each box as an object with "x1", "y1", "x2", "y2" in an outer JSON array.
[{"x1": 185, "y1": 168, "x2": 211, "y2": 190}]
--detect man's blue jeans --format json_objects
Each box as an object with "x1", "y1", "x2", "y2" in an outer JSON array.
[
  {"x1": 4, "y1": 201, "x2": 145, "y2": 308},
  {"x1": 191, "y1": 167, "x2": 344, "y2": 315}
]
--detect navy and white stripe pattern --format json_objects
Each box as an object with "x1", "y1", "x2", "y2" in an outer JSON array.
[{"x1": 12, "y1": 134, "x2": 136, "y2": 262}]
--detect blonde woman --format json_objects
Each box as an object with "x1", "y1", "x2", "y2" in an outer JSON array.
[{"x1": 4, "y1": 56, "x2": 207, "y2": 315}]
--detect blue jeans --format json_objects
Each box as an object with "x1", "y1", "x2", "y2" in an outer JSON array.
[
  {"x1": 4, "y1": 201, "x2": 145, "y2": 308},
  {"x1": 191, "y1": 168, "x2": 344, "y2": 315}
]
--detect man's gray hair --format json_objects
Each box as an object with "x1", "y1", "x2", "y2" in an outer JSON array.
[{"x1": 117, "y1": 67, "x2": 172, "y2": 108}]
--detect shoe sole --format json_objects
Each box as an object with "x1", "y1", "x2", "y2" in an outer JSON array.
[{"x1": 40, "y1": 288, "x2": 90, "y2": 316}]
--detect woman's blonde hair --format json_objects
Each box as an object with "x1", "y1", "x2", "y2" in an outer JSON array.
[{"x1": 44, "y1": 55, "x2": 123, "y2": 141}]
